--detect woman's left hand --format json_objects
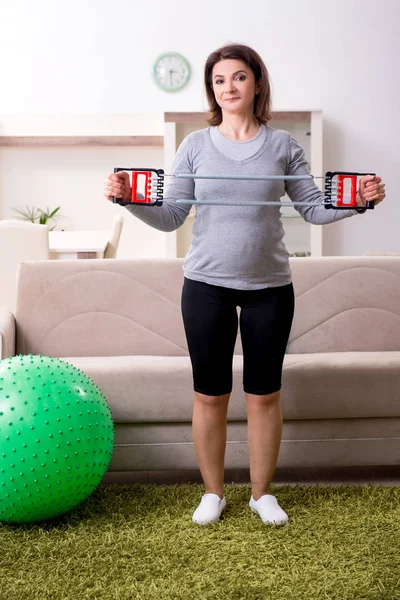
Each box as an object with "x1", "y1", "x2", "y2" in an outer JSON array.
[{"x1": 357, "y1": 175, "x2": 386, "y2": 208}]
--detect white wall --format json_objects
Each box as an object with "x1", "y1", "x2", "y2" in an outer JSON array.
[{"x1": 0, "y1": 0, "x2": 398, "y2": 255}]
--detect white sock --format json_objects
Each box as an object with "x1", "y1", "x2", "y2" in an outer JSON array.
[
  {"x1": 192, "y1": 493, "x2": 226, "y2": 525},
  {"x1": 249, "y1": 494, "x2": 288, "y2": 525}
]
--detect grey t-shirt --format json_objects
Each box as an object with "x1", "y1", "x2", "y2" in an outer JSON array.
[
  {"x1": 209, "y1": 124, "x2": 265, "y2": 160},
  {"x1": 126, "y1": 125, "x2": 358, "y2": 290}
]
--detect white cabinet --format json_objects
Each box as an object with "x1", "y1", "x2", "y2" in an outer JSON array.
[{"x1": 163, "y1": 110, "x2": 323, "y2": 259}]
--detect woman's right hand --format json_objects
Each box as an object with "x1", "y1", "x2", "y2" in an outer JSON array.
[{"x1": 103, "y1": 171, "x2": 131, "y2": 202}]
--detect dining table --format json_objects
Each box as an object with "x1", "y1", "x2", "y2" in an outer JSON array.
[{"x1": 48, "y1": 230, "x2": 109, "y2": 259}]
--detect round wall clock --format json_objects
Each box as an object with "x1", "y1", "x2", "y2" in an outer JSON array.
[{"x1": 153, "y1": 52, "x2": 191, "y2": 92}]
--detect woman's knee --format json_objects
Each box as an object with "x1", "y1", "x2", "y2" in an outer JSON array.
[
  {"x1": 246, "y1": 390, "x2": 281, "y2": 409},
  {"x1": 194, "y1": 391, "x2": 230, "y2": 409}
]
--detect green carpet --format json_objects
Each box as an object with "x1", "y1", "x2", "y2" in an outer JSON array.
[{"x1": 1, "y1": 483, "x2": 399, "y2": 600}]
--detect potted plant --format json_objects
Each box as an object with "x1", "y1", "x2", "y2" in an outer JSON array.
[{"x1": 12, "y1": 206, "x2": 62, "y2": 231}]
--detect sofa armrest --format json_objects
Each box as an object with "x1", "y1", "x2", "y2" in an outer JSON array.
[{"x1": 0, "y1": 308, "x2": 16, "y2": 359}]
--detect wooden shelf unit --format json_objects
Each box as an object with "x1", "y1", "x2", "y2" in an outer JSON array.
[{"x1": 0, "y1": 136, "x2": 163, "y2": 147}]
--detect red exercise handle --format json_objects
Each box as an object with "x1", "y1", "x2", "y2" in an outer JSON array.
[
  {"x1": 131, "y1": 171, "x2": 153, "y2": 204},
  {"x1": 335, "y1": 174, "x2": 358, "y2": 207}
]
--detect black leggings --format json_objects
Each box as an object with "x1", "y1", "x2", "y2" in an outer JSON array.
[{"x1": 181, "y1": 277, "x2": 295, "y2": 396}]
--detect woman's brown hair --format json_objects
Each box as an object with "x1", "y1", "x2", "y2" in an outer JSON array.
[{"x1": 204, "y1": 43, "x2": 272, "y2": 126}]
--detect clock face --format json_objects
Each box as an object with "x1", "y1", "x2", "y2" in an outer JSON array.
[{"x1": 153, "y1": 52, "x2": 191, "y2": 92}]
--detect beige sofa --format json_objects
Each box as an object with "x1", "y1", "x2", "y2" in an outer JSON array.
[{"x1": 1, "y1": 256, "x2": 400, "y2": 482}]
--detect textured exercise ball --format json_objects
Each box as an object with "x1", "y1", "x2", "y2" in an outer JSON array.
[{"x1": 0, "y1": 354, "x2": 114, "y2": 523}]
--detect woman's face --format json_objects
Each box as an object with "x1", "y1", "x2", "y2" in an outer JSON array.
[{"x1": 211, "y1": 59, "x2": 259, "y2": 118}]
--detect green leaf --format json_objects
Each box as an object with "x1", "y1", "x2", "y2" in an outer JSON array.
[
  {"x1": 12, "y1": 205, "x2": 41, "y2": 222},
  {"x1": 47, "y1": 206, "x2": 61, "y2": 219},
  {"x1": 11, "y1": 205, "x2": 63, "y2": 227}
]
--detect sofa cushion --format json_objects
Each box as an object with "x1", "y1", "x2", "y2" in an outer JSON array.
[
  {"x1": 66, "y1": 351, "x2": 400, "y2": 423},
  {"x1": 281, "y1": 351, "x2": 400, "y2": 420},
  {"x1": 287, "y1": 257, "x2": 400, "y2": 353},
  {"x1": 16, "y1": 259, "x2": 189, "y2": 357}
]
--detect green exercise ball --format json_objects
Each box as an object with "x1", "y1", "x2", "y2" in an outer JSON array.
[{"x1": 0, "y1": 354, "x2": 114, "y2": 523}]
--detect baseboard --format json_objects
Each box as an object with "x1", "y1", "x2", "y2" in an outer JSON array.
[{"x1": 101, "y1": 465, "x2": 400, "y2": 486}]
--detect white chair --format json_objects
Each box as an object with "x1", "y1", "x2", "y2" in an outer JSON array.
[
  {"x1": 104, "y1": 214, "x2": 124, "y2": 259},
  {"x1": 0, "y1": 220, "x2": 50, "y2": 312}
]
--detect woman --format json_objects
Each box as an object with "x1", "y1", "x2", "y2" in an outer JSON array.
[{"x1": 104, "y1": 43, "x2": 386, "y2": 526}]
